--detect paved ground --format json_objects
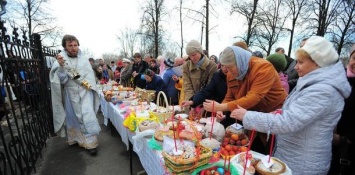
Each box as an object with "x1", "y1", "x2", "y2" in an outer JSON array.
[{"x1": 33, "y1": 112, "x2": 147, "y2": 175}]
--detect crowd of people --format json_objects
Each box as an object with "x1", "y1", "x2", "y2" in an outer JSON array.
[{"x1": 50, "y1": 34, "x2": 354, "y2": 175}]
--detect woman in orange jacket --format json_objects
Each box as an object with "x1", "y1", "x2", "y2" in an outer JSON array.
[{"x1": 203, "y1": 46, "x2": 287, "y2": 153}]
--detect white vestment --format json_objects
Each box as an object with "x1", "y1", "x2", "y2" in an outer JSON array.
[{"x1": 50, "y1": 50, "x2": 100, "y2": 149}]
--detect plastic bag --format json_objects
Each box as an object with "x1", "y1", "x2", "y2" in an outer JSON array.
[
  {"x1": 123, "y1": 112, "x2": 137, "y2": 132},
  {"x1": 162, "y1": 136, "x2": 195, "y2": 152},
  {"x1": 201, "y1": 117, "x2": 225, "y2": 142},
  {"x1": 190, "y1": 161, "x2": 238, "y2": 175},
  {"x1": 132, "y1": 129, "x2": 155, "y2": 152},
  {"x1": 147, "y1": 135, "x2": 163, "y2": 151}
]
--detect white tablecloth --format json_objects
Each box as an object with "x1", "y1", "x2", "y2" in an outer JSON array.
[
  {"x1": 98, "y1": 94, "x2": 292, "y2": 175},
  {"x1": 99, "y1": 93, "x2": 166, "y2": 175},
  {"x1": 99, "y1": 93, "x2": 130, "y2": 149}
]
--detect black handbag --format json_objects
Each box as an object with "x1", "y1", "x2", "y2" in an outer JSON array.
[
  {"x1": 338, "y1": 137, "x2": 352, "y2": 175},
  {"x1": 329, "y1": 136, "x2": 352, "y2": 175}
]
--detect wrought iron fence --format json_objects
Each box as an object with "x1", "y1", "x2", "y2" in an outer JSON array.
[{"x1": 0, "y1": 19, "x2": 57, "y2": 174}]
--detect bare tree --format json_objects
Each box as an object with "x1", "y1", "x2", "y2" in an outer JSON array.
[
  {"x1": 102, "y1": 53, "x2": 119, "y2": 62},
  {"x1": 81, "y1": 48, "x2": 94, "y2": 58},
  {"x1": 231, "y1": 0, "x2": 259, "y2": 46},
  {"x1": 284, "y1": 0, "x2": 308, "y2": 57},
  {"x1": 205, "y1": 0, "x2": 210, "y2": 52},
  {"x1": 117, "y1": 27, "x2": 139, "y2": 58},
  {"x1": 184, "y1": 6, "x2": 206, "y2": 45},
  {"x1": 308, "y1": 0, "x2": 342, "y2": 36},
  {"x1": 329, "y1": 0, "x2": 355, "y2": 56},
  {"x1": 140, "y1": 0, "x2": 167, "y2": 58},
  {"x1": 6, "y1": 0, "x2": 62, "y2": 47},
  {"x1": 179, "y1": 0, "x2": 184, "y2": 56},
  {"x1": 254, "y1": 0, "x2": 288, "y2": 55},
  {"x1": 184, "y1": 1, "x2": 218, "y2": 53}
]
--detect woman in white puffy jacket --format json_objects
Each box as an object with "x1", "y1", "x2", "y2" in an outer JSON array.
[{"x1": 230, "y1": 36, "x2": 351, "y2": 175}]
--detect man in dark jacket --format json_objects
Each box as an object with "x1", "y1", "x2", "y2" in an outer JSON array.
[
  {"x1": 132, "y1": 53, "x2": 148, "y2": 89},
  {"x1": 181, "y1": 65, "x2": 229, "y2": 124},
  {"x1": 275, "y1": 47, "x2": 293, "y2": 71}
]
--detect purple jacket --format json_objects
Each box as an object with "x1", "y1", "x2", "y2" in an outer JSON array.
[{"x1": 279, "y1": 72, "x2": 289, "y2": 94}]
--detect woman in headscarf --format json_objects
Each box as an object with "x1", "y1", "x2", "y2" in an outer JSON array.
[
  {"x1": 203, "y1": 46, "x2": 287, "y2": 153},
  {"x1": 230, "y1": 36, "x2": 351, "y2": 175}
]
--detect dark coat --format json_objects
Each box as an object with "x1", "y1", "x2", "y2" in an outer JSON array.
[
  {"x1": 150, "y1": 65, "x2": 160, "y2": 74},
  {"x1": 283, "y1": 55, "x2": 294, "y2": 71},
  {"x1": 119, "y1": 64, "x2": 133, "y2": 87},
  {"x1": 146, "y1": 75, "x2": 167, "y2": 102},
  {"x1": 163, "y1": 68, "x2": 179, "y2": 105},
  {"x1": 285, "y1": 60, "x2": 299, "y2": 92},
  {"x1": 330, "y1": 76, "x2": 355, "y2": 175},
  {"x1": 132, "y1": 61, "x2": 148, "y2": 88},
  {"x1": 337, "y1": 77, "x2": 355, "y2": 142},
  {"x1": 191, "y1": 70, "x2": 227, "y2": 108}
]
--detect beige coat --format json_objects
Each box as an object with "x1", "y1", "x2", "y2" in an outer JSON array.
[{"x1": 182, "y1": 56, "x2": 217, "y2": 101}]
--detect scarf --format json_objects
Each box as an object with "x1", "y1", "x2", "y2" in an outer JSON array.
[
  {"x1": 195, "y1": 55, "x2": 205, "y2": 68},
  {"x1": 229, "y1": 46, "x2": 252, "y2": 80},
  {"x1": 102, "y1": 70, "x2": 109, "y2": 79}
]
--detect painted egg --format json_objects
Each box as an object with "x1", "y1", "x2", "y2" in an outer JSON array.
[{"x1": 217, "y1": 167, "x2": 224, "y2": 175}]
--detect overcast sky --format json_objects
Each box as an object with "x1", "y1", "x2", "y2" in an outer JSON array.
[{"x1": 48, "y1": 0, "x2": 271, "y2": 58}]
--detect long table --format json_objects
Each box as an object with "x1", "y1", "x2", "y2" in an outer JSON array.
[
  {"x1": 99, "y1": 94, "x2": 293, "y2": 175},
  {"x1": 99, "y1": 94, "x2": 166, "y2": 175}
]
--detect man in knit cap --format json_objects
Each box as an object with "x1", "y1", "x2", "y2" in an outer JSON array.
[
  {"x1": 266, "y1": 53, "x2": 287, "y2": 73},
  {"x1": 182, "y1": 40, "x2": 217, "y2": 105},
  {"x1": 203, "y1": 46, "x2": 287, "y2": 154}
]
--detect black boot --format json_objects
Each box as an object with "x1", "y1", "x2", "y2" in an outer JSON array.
[{"x1": 88, "y1": 148, "x2": 97, "y2": 155}]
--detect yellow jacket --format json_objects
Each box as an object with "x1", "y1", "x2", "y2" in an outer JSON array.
[{"x1": 175, "y1": 77, "x2": 184, "y2": 105}]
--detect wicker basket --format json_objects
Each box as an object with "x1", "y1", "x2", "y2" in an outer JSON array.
[
  {"x1": 134, "y1": 87, "x2": 156, "y2": 101},
  {"x1": 163, "y1": 145, "x2": 212, "y2": 174},
  {"x1": 152, "y1": 91, "x2": 173, "y2": 122},
  {"x1": 162, "y1": 119, "x2": 213, "y2": 174}
]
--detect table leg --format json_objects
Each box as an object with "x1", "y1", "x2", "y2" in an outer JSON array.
[
  {"x1": 108, "y1": 119, "x2": 119, "y2": 137},
  {"x1": 129, "y1": 142, "x2": 133, "y2": 175}
]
